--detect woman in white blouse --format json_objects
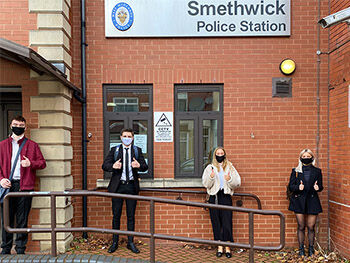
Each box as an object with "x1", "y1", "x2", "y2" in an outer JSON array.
[{"x1": 202, "y1": 146, "x2": 241, "y2": 258}]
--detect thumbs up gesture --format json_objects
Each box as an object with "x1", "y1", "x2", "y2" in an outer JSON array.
[
  {"x1": 314, "y1": 181, "x2": 319, "y2": 191},
  {"x1": 210, "y1": 166, "x2": 215, "y2": 178},
  {"x1": 113, "y1": 159, "x2": 122, "y2": 169},
  {"x1": 131, "y1": 157, "x2": 140, "y2": 168},
  {"x1": 299, "y1": 180, "x2": 304, "y2": 191},
  {"x1": 224, "y1": 174, "x2": 231, "y2": 181},
  {"x1": 21, "y1": 156, "x2": 31, "y2": 167}
]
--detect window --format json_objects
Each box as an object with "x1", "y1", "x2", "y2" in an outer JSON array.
[
  {"x1": 112, "y1": 97, "x2": 139, "y2": 112},
  {"x1": 103, "y1": 85, "x2": 153, "y2": 178},
  {"x1": 175, "y1": 85, "x2": 223, "y2": 178}
]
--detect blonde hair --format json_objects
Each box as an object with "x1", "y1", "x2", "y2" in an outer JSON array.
[
  {"x1": 212, "y1": 146, "x2": 229, "y2": 171},
  {"x1": 295, "y1": 148, "x2": 316, "y2": 173}
]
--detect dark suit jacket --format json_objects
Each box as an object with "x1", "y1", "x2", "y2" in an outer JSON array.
[
  {"x1": 288, "y1": 166, "x2": 323, "y2": 214},
  {"x1": 102, "y1": 144, "x2": 148, "y2": 194}
]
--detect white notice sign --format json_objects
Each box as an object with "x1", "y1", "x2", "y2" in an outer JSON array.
[
  {"x1": 134, "y1": 134, "x2": 147, "y2": 153},
  {"x1": 154, "y1": 112, "x2": 173, "y2": 142}
]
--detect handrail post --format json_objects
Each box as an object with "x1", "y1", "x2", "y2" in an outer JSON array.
[
  {"x1": 51, "y1": 193, "x2": 57, "y2": 257},
  {"x1": 150, "y1": 200, "x2": 155, "y2": 263},
  {"x1": 248, "y1": 212, "x2": 254, "y2": 263},
  {"x1": 280, "y1": 213, "x2": 285, "y2": 248}
]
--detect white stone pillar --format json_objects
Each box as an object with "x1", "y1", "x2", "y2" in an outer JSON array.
[{"x1": 30, "y1": 81, "x2": 74, "y2": 252}]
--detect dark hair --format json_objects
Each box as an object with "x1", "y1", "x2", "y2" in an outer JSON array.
[
  {"x1": 10, "y1": 115, "x2": 26, "y2": 124},
  {"x1": 121, "y1": 128, "x2": 134, "y2": 136}
]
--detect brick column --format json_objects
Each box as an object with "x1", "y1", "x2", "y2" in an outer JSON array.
[
  {"x1": 29, "y1": 0, "x2": 72, "y2": 80},
  {"x1": 27, "y1": 0, "x2": 74, "y2": 252},
  {"x1": 29, "y1": 81, "x2": 74, "y2": 252}
]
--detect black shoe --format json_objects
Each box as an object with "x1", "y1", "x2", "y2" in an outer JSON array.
[
  {"x1": 299, "y1": 245, "x2": 305, "y2": 257},
  {"x1": 1, "y1": 249, "x2": 10, "y2": 255},
  {"x1": 216, "y1": 251, "x2": 223, "y2": 257},
  {"x1": 108, "y1": 242, "x2": 118, "y2": 253},
  {"x1": 308, "y1": 245, "x2": 314, "y2": 257},
  {"x1": 127, "y1": 242, "x2": 140, "y2": 254},
  {"x1": 225, "y1": 252, "x2": 232, "y2": 258}
]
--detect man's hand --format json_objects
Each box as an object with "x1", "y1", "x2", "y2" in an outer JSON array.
[
  {"x1": 131, "y1": 158, "x2": 140, "y2": 168},
  {"x1": 21, "y1": 156, "x2": 31, "y2": 168},
  {"x1": 0, "y1": 178, "x2": 11, "y2": 189},
  {"x1": 299, "y1": 180, "x2": 304, "y2": 191},
  {"x1": 113, "y1": 159, "x2": 122, "y2": 169},
  {"x1": 314, "y1": 181, "x2": 319, "y2": 191}
]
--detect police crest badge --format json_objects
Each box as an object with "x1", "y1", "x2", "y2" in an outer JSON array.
[{"x1": 111, "y1": 2, "x2": 134, "y2": 31}]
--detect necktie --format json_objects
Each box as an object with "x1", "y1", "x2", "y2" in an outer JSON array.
[{"x1": 125, "y1": 148, "x2": 130, "y2": 182}]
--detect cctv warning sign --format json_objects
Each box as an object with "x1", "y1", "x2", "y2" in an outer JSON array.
[{"x1": 154, "y1": 112, "x2": 173, "y2": 142}]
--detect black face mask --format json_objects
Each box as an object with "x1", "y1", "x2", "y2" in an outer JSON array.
[
  {"x1": 300, "y1": 157, "x2": 313, "y2": 165},
  {"x1": 215, "y1": 155, "x2": 225, "y2": 163},
  {"x1": 11, "y1": 127, "x2": 25, "y2": 136}
]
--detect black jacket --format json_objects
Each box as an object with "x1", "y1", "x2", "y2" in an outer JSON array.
[
  {"x1": 102, "y1": 145, "x2": 148, "y2": 194},
  {"x1": 288, "y1": 165, "x2": 323, "y2": 214}
]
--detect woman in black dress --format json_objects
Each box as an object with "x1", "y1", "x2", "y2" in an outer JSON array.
[{"x1": 288, "y1": 149, "x2": 323, "y2": 257}]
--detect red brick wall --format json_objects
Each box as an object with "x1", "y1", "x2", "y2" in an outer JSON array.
[
  {"x1": 70, "y1": 0, "x2": 83, "y2": 230},
  {"x1": 70, "y1": 0, "x2": 330, "y2": 250},
  {"x1": 328, "y1": 0, "x2": 350, "y2": 258},
  {"x1": 0, "y1": 0, "x2": 37, "y2": 46}
]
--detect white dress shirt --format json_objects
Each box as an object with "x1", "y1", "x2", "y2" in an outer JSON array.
[
  {"x1": 11, "y1": 135, "x2": 24, "y2": 180},
  {"x1": 121, "y1": 146, "x2": 134, "y2": 181}
]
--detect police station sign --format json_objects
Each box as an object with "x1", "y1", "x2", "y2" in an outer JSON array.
[{"x1": 105, "y1": 0, "x2": 290, "y2": 37}]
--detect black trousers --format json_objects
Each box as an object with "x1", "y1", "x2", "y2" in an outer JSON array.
[
  {"x1": 208, "y1": 190, "x2": 233, "y2": 242},
  {"x1": 111, "y1": 182, "x2": 137, "y2": 243},
  {"x1": 1, "y1": 180, "x2": 32, "y2": 253}
]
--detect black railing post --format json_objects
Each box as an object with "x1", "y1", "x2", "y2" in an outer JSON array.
[
  {"x1": 51, "y1": 194, "x2": 57, "y2": 257},
  {"x1": 150, "y1": 200, "x2": 155, "y2": 263},
  {"x1": 249, "y1": 212, "x2": 254, "y2": 263},
  {"x1": 280, "y1": 212, "x2": 286, "y2": 248}
]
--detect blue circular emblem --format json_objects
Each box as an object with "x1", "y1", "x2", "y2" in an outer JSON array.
[{"x1": 111, "y1": 2, "x2": 134, "y2": 31}]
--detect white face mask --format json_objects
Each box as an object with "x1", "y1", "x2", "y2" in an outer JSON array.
[{"x1": 121, "y1": 137, "x2": 133, "y2": 146}]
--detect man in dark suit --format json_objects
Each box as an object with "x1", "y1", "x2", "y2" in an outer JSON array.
[{"x1": 102, "y1": 128, "x2": 148, "y2": 254}]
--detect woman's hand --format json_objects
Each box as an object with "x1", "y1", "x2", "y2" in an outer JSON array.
[
  {"x1": 210, "y1": 167, "x2": 215, "y2": 178},
  {"x1": 224, "y1": 174, "x2": 231, "y2": 181}
]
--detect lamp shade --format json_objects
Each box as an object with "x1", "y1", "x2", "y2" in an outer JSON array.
[{"x1": 279, "y1": 59, "x2": 296, "y2": 75}]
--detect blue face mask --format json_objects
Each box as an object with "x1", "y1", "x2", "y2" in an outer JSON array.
[{"x1": 121, "y1": 137, "x2": 133, "y2": 146}]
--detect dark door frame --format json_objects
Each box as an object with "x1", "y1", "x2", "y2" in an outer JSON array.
[{"x1": 0, "y1": 89, "x2": 22, "y2": 140}]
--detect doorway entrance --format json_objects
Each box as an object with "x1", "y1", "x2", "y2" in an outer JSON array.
[
  {"x1": 103, "y1": 85, "x2": 153, "y2": 178},
  {"x1": 0, "y1": 87, "x2": 22, "y2": 141}
]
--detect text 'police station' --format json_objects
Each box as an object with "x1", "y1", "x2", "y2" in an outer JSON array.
[{"x1": 187, "y1": 0, "x2": 287, "y2": 33}]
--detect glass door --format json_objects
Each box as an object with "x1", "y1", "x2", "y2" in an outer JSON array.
[{"x1": 103, "y1": 85, "x2": 153, "y2": 178}]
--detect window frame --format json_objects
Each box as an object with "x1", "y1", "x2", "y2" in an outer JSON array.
[
  {"x1": 103, "y1": 84, "x2": 153, "y2": 179},
  {"x1": 174, "y1": 84, "x2": 223, "y2": 178}
]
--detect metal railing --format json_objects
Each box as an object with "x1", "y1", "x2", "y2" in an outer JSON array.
[
  {"x1": 3, "y1": 191, "x2": 284, "y2": 263},
  {"x1": 140, "y1": 188, "x2": 262, "y2": 209}
]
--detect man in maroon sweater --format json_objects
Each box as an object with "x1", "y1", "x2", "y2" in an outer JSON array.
[{"x1": 0, "y1": 116, "x2": 46, "y2": 254}]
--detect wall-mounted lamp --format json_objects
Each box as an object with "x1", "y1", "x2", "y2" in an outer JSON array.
[{"x1": 279, "y1": 59, "x2": 296, "y2": 75}]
